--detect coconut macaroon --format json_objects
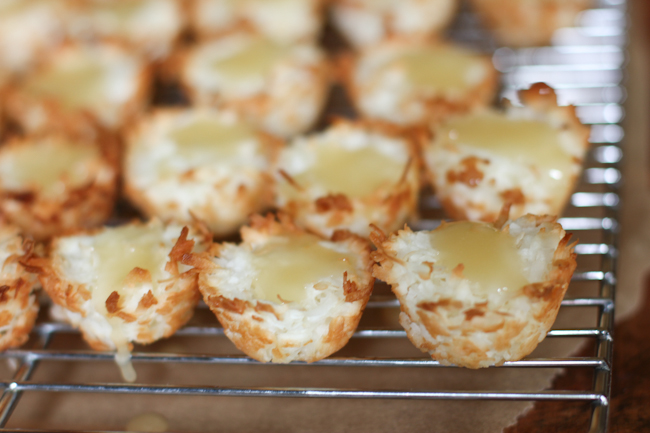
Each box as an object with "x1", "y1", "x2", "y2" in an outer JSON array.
[
  {"x1": 0, "y1": 133, "x2": 118, "y2": 241},
  {"x1": 342, "y1": 40, "x2": 498, "y2": 126},
  {"x1": 0, "y1": 224, "x2": 39, "y2": 351},
  {"x1": 469, "y1": 0, "x2": 591, "y2": 47},
  {"x1": 180, "y1": 32, "x2": 329, "y2": 138},
  {"x1": 0, "y1": 0, "x2": 66, "y2": 75},
  {"x1": 33, "y1": 220, "x2": 211, "y2": 381},
  {"x1": 194, "y1": 214, "x2": 374, "y2": 363},
  {"x1": 3, "y1": 42, "x2": 151, "y2": 137},
  {"x1": 425, "y1": 83, "x2": 591, "y2": 222},
  {"x1": 275, "y1": 120, "x2": 420, "y2": 239},
  {"x1": 189, "y1": 0, "x2": 324, "y2": 44},
  {"x1": 330, "y1": 0, "x2": 458, "y2": 49},
  {"x1": 124, "y1": 108, "x2": 279, "y2": 238},
  {"x1": 372, "y1": 213, "x2": 577, "y2": 368},
  {"x1": 66, "y1": 0, "x2": 185, "y2": 60}
]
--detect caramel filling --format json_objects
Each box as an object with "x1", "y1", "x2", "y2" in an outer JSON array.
[
  {"x1": 390, "y1": 46, "x2": 486, "y2": 93},
  {"x1": 92, "y1": 224, "x2": 167, "y2": 315},
  {"x1": 113, "y1": 333, "x2": 137, "y2": 383},
  {"x1": 25, "y1": 58, "x2": 106, "y2": 110},
  {"x1": 5, "y1": 142, "x2": 98, "y2": 195},
  {"x1": 212, "y1": 38, "x2": 288, "y2": 81},
  {"x1": 291, "y1": 145, "x2": 404, "y2": 198},
  {"x1": 428, "y1": 221, "x2": 529, "y2": 299},
  {"x1": 91, "y1": 223, "x2": 169, "y2": 382},
  {"x1": 169, "y1": 118, "x2": 254, "y2": 162},
  {"x1": 252, "y1": 234, "x2": 354, "y2": 304},
  {"x1": 442, "y1": 112, "x2": 573, "y2": 183}
]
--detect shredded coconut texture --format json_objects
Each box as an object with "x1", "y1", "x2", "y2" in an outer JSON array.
[
  {"x1": 196, "y1": 214, "x2": 374, "y2": 363},
  {"x1": 372, "y1": 214, "x2": 577, "y2": 368}
]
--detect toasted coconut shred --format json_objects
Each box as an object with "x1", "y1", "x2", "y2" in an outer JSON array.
[
  {"x1": 194, "y1": 214, "x2": 374, "y2": 363},
  {"x1": 0, "y1": 224, "x2": 39, "y2": 351},
  {"x1": 425, "y1": 83, "x2": 591, "y2": 222},
  {"x1": 181, "y1": 32, "x2": 329, "y2": 138},
  {"x1": 33, "y1": 220, "x2": 211, "y2": 381},
  {"x1": 190, "y1": 0, "x2": 324, "y2": 44},
  {"x1": 372, "y1": 214, "x2": 577, "y2": 368},
  {"x1": 343, "y1": 40, "x2": 497, "y2": 126},
  {"x1": 124, "y1": 108, "x2": 279, "y2": 237},
  {"x1": 274, "y1": 121, "x2": 420, "y2": 238},
  {"x1": 0, "y1": 133, "x2": 118, "y2": 241},
  {"x1": 330, "y1": 0, "x2": 458, "y2": 48}
]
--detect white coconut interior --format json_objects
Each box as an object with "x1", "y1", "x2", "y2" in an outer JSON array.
[
  {"x1": 332, "y1": 0, "x2": 457, "y2": 48},
  {"x1": 277, "y1": 125, "x2": 409, "y2": 201},
  {"x1": 69, "y1": 0, "x2": 182, "y2": 58},
  {"x1": 242, "y1": 0, "x2": 320, "y2": 43},
  {"x1": 194, "y1": 0, "x2": 320, "y2": 43},
  {"x1": 388, "y1": 218, "x2": 561, "y2": 310},
  {"x1": 23, "y1": 45, "x2": 142, "y2": 127},
  {"x1": 126, "y1": 109, "x2": 269, "y2": 232},
  {"x1": 426, "y1": 105, "x2": 586, "y2": 218},
  {"x1": 0, "y1": 138, "x2": 101, "y2": 197},
  {"x1": 354, "y1": 43, "x2": 489, "y2": 123},
  {"x1": 0, "y1": 0, "x2": 64, "y2": 72}
]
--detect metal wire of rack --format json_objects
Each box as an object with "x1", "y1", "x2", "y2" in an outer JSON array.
[{"x1": 0, "y1": 0, "x2": 626, "y2": 432}]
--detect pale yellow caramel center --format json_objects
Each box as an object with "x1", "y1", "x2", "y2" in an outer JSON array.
[
  {"x1": 26, "y1": 58, "x2": 106, "y2": 110},
  {"x1": 251, "y1": 234, "x2": 354, "y2": 304},
  {"x1": 442, "y1": 112, "x2": 573, "y2": 182},
  {"x1": 92, "y1": 224, "x2": 167, "y2": 315},
  {"x1": 428, "y1": 221, "x2": 529, "y2": 298},
  {"x1": 98, "y1": 1, "x2": 142, "y2": 20},
  {"x1": 293, "y1": 145, "x2": 404, "y2": 198},
  {"x1": 7, "y1": 142, "x2": 98, "y2": 194},
  {"x1": 92, "y1": 224, "x2": 168, "y2": 383},
  {"x1": 169, "y1": 118, "x2": 254, "y2": 161},
  {"x1": 212, "y1": 38, "x2": 288, "y2": 81},
  {"x1": 392, "y1": 46, "x2": 485, "y2": 93}
]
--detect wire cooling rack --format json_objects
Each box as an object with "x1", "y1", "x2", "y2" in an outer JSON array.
[{"x1": 0, "y1": 0, "x2": 625, "y2": 432}]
